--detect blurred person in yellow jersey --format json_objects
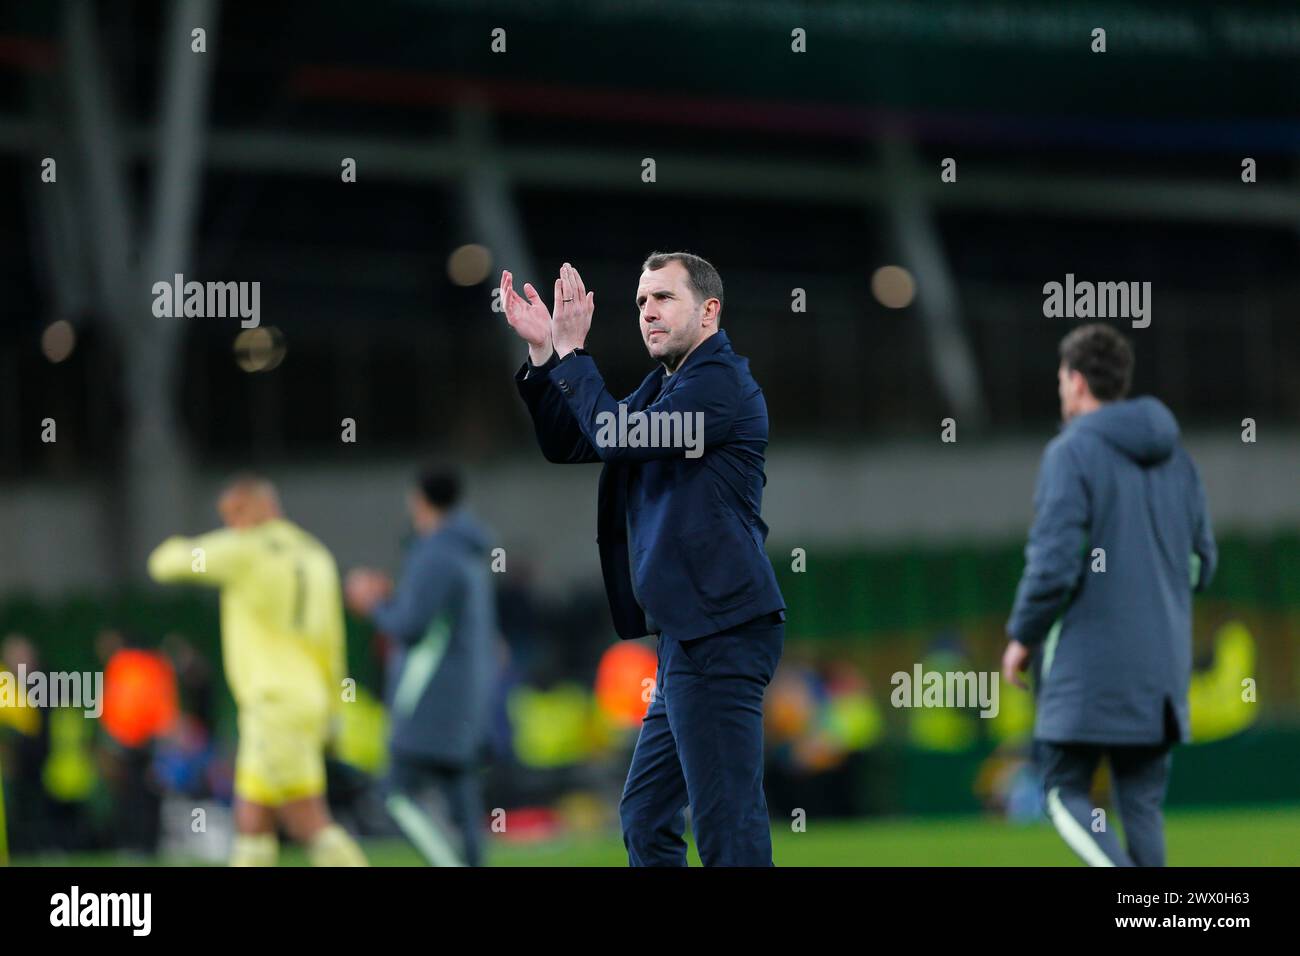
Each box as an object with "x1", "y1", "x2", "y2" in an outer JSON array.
[{"x1": 147, "y1": 474, "x2": 367, "y2": 867}]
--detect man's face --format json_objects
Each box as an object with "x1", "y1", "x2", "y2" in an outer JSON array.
[
  {"x1": 218, "y1": 489, "x2": 270, "y2": 529},
  {"x1": 1058, "y1": 362, "x2": 1084, "y2": 422},
  {"x1": 218, "y1": 490, "x2": 251, "y2": 529},
  {"x1": 636, "y1": 261, "x2": 711, "y2": 371},
  {"x1": 407, "y1": 489, "x2": 436, "y2": 532}
]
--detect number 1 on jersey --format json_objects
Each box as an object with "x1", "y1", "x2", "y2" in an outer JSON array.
[{"x1": 293, "y1": 560, "x2": 307, "y2": 630}]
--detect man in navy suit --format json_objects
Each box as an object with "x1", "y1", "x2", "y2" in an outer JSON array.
[{"x1": 501, "y1": 252, "x2": 786, "y2": 866}]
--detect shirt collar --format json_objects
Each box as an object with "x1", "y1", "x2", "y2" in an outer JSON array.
[{"x1": 665, "y1": 329, "x2": 730, "y2": 378}]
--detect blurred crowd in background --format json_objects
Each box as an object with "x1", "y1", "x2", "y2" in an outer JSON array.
[{"x1": 0, "y1": 587, "x2": 1265, "y2": 860}]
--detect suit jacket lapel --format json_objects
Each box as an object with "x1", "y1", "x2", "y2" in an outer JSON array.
[{"x1": 627, "y1": 368, "x2": 666, "y2": 412}]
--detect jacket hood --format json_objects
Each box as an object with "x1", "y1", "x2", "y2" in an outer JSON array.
[
  {"x1": 433, "y1": 508, "x2": 492, "y2": 555},
  {"x1": 1072, "y1": 396, "x2": 1179, "y2": 465}
]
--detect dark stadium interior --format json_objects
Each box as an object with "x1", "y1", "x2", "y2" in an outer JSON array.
[{"x1": 1, "y1": 0, "x2": 1298, "y2": 867}]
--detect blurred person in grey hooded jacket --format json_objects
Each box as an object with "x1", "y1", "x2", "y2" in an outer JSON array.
[
  {"x1": 1004, "y1": 324, "x2": 1216, "y2": 867},
  {"x1": 347, "y1": 464, "x2": 497, "y2": 866}
]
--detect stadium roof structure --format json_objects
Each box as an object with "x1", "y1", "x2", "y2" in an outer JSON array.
[{"x1": 1, "y1": 0, "x2": 1296, "y2": 571}]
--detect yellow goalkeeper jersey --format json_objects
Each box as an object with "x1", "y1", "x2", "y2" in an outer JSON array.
[{"x1": 147, "y1": 518, "x2": 345, "y2": 719}]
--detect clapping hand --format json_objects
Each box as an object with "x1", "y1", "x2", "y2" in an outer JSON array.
[
  {"x1": 345, "y1": 568, "x2": 393, "y2": 617},
  {"x1": 500, "y1": 269, "x2": 554, "y2": 365},
  {"x1": 550, "y1": 262, "x2": 594, "y2": 358}
]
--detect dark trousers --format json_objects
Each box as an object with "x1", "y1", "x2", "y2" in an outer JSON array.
[
  {"x1": 385, "y1": 755, "x2": 484, "y2": 867},
  {"x1": 1035, "y1": 740, "x2": 1174, "y2": 867},
  {"x1": 619, "y1": 613, "x2": 784, "y2": 867},
  {"x1": 109, "y1": 745, "x2": 162, "y2": 854}
]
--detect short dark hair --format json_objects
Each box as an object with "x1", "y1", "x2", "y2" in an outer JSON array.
[
  {"x1": 641, "y1": 251, "x2": 724, "y2": 314},
  {"x1": 416, "y1": 463, "x2": 462, "y2": 510},
  {"x1": 1058, "y1": 323, "x2": 1134, "y2": 401}
]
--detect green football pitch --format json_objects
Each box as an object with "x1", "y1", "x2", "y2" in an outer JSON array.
[{"x1": 11, "y1": 804, "x2": 1300, "y2": 866}]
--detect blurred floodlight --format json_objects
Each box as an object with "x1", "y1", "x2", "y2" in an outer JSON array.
[
  {"x1": 447, "y1": 243, "x2": 492, "y2": 286},
  {"x1": 41, "y1": 320, "x2": 76, "y2": 363},
  {"x1": 233, "y1": 326, "x2": 286, "y2": 373},
  {"x1": 871, "y1": 265, "x2": 916, "y2": 309}
]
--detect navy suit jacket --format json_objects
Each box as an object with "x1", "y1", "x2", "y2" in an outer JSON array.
[{"x1": 515, "y1": 330, "x2": 786, "y2": 642}]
